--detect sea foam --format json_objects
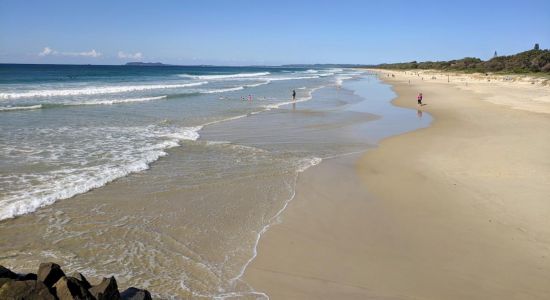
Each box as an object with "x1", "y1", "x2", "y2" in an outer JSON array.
[
  {"x1": 77, "y1": 95, "x2": 168, "y2": 105},
  {"x1": 178, "y1": 72, "x2": 270, "y2": 80},
  {"x1": 0, "y1": 104, "x2": 43, "y2": 111},
  {"x1": 201, "y1": 86, "x2": 245, "y2": 94},
  {"x1": 0, "y1": 82, "x2": 207, "y2": 99},
  {"x1": 0, "y1": 125, "x2": 201, "y2": 221}
]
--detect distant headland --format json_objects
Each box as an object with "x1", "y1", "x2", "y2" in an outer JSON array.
[{"x1": 125, "y1": 62, "x2": 171, "y2": 66}]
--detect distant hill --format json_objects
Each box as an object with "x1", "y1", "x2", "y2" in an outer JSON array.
[
  {"x1": 371, "y1": 48, "x2": 550, "y2": 74},
  {"x1": 281, "y1": 64, "x2": 367, "y2": 68},
  {"x1": 125, "y1": 62, "x2": 171, "y2": 66}
]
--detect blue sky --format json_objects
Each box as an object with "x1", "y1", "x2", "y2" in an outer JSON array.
[{"x1": 1, "y1": 0, "x2": 549, "y2": 65}]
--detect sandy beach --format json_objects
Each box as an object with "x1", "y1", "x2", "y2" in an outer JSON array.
[
  {"x1": 244, "y1": 70, "x2": 550, "y2": 299},
  {"x1": 2, "y1": 2, "x2": 549, "y2": 299}
]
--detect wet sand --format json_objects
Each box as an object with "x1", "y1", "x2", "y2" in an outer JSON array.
[{"x1": 244, "y1": 71, "x2": 550, "y2": 299}]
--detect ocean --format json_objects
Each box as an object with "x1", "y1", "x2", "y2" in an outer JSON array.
[
  {"x1": 0, "y1": 64, "x2": 429, "y2": 298},
  {"x1": 0, "y1": 64, "x2": 356, "y2": 219}
]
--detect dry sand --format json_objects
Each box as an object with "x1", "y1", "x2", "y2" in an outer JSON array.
[
  {"x1": 243, "y1": 70, "x2": 550, "y2": 299},
  {"x1": 381, "y1": 69, "x2": 550, "y2": 114}
]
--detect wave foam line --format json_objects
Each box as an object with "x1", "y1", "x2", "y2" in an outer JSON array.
[
  {"x1": 244, "y1": 80, "x2": 270, "y2": 88},
  {"x1": 266, "y1": 75, "x2": 320, "y2": 81},
  {"x1": 200, "y1": 80, "x2": 272, "y2": 94},
  {"x1": 228, "y1": 156, "x2": 322, "y2": 297},
  {"x1": 303, "y1": 69, "x2": 319, "y2": 74},
  {"x1": 336, "y1": 76, "x2": 353, "y2": 86},
  {"x1": 178, "y1": 72, "x2": 270, "y2": 80},
  {"x1": 202, "y1": 114, "x2": 248, "y2": 126},
  {"x1": 201, "y1": 86, "x2": 244, "y2": 94},
  {"x1": 0, "y1": 104, "x2": 43, "y2": 111},
  {"x1": 77, "y1": 95, "x2": 168, "y2": 105},
  {"x1": 0, "y1": 82, "x2": 207, "y2": 99},
  {"x1": 263, "y1": 86, "x2": 323, "y2": 110},
  {"x1": 0, "y1": 126, "x2": 201, "y2": 221}
]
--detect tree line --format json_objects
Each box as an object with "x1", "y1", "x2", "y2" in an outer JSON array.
[{"x1": 373, "y1": 47, "x2": 550, "y2": 74}]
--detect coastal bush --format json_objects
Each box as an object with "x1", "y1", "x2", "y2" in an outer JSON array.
[{"x1": 374, "y1": 48, "x2": 550, "y2": 74}]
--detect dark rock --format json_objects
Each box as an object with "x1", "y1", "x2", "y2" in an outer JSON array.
[
  {"x1": 0, "y1": 280, "x2": 56, "y2": 300},
  {"x1": 0, "y1": 265, "x2": 18, "y2": 279},
  {"x1": 54, "y1": 276, "x2": 95, "y2": 300},
  {"x1": 1, "y1": 264, "x2": 149, "y2": 300},
  {"x1": 89, "y1": 276, "x2": 120, "y2": 300},
  {"x1": 37, "y1": 262, "x2": 66, "y2": 288},
  {"x1": 121, "y1": 287, "x2": 152, "y2": 300},
  {"x1": 71, "y1": 272, "x2": 92, "y2": 289},
  {"x1": 18, "y1": 272, "x2": 38, "y2": 281}
]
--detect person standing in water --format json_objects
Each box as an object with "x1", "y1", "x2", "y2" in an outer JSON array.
[
  {"x1": 292, "y1": 89, "x2": 296, "y2": 101},
  {"x1": 417, "y1": 92, "x2": 423, "y2": 105}
]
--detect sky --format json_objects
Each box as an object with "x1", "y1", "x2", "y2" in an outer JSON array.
[{"x1": 1, "y1": 0, "x2": 549, "y2": 65}]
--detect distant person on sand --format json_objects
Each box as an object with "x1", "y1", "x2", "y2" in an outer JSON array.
[
  {"x1": 292, "y1": 89, "x2": 296, "y2": 101},
  {"x1": 417, "y1": 93, "x2": 423, "y2": 105}
]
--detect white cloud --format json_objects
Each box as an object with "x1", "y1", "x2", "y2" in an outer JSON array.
[
  {"x1": 65, "y1": 49, "x2": 101, "y2": 57},
  {"x1": 118, "y1": 51, "x2": 143, "y2": 60},
  {"x1": 38, "y1": 47, "x2": 56, "y2": 56},
  {"x1": 38, "y1": 47, "x2": 101, "y2": 57}
]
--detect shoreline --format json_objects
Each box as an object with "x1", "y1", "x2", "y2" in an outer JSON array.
[
  {"x1": 1, "y1": 77, "x2": 380, "y2": 299},
  {"x1": 244, "y1": 70, "x2": 550, "y2": 299},
  {"x1": 241, "y1": 75, "x2": 430, "y2": 299}
]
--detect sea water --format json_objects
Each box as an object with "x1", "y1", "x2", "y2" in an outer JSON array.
[{"x1": 0, "y1": 65, "x2": 356, "y2": 220}]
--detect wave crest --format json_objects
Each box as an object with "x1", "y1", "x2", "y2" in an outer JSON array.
[
  {"x1": 178, "y1": 72, "x2": 270, "y2": 80},
  {"x1": 0, "y1": 104, "x2": 43, "y2": 111},
  {"x1": 0, "y1": 82, "x2": 207, "y2": 99}
]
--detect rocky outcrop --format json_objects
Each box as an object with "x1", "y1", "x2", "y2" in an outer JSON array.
[
  {"x1": 37, "y1": 262, "x2": 65, "y2": 289},
  {"x1": 0, "y1": 263, "x2": 152, "y2": 300},
  {"x1": 0, "y1": 266, "x2": 18, "y2": 280},
  {"x1": 89, "y1": 277, "x2": 120, "y2": 300},
  {"x1": 71, "y1": 272, "x2": 92, "y2": 290},
  {"x1": 54, "y1": 276, "x2": 95, "y2": 300},
  {"x1": 120, "y1": 287, "x2": 152, "y2": 300}
]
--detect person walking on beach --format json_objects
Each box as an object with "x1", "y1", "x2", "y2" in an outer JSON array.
[
  {"x1": 417, "y1": 93, "x2": 423, "y2": 105},
  {"x1": 292, "y1": 89, "x2": 296, "y2": 101}
]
